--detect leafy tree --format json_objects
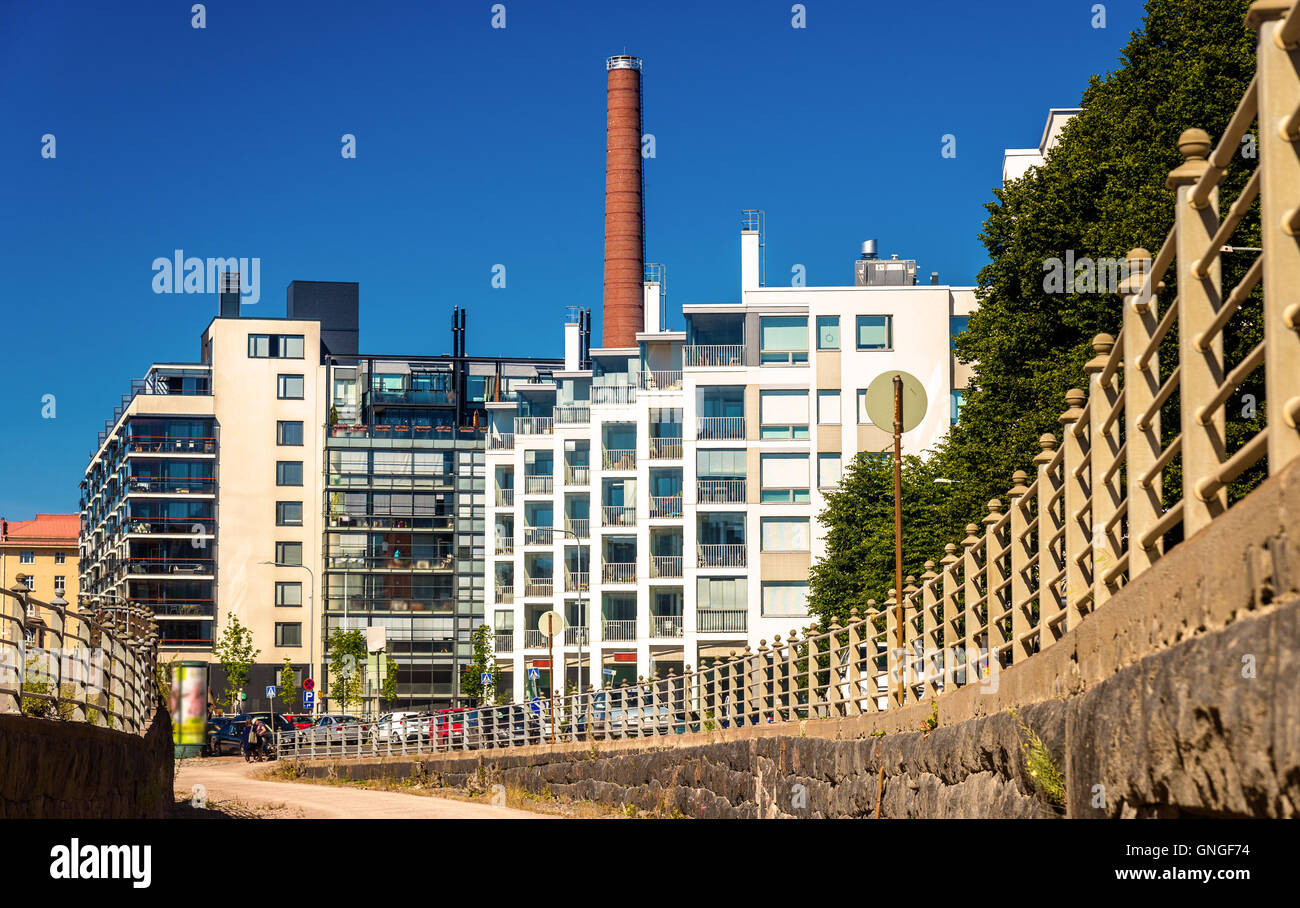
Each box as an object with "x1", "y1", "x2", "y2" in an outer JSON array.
[
  {"x1": 212, "y1": 613, "x2": 259, "y2": 711},
  {"x1": 809, "y1": 0, "x2": 1261, "y2": 626},
  {"x1": 460, "y1": 624, "x2": 503, "y2": 705},
  {"x1": 381, "y1": 656, "x2": 399, "y2": 704},
  {"x1": 326, "y1": 628, "x2": 366, "y2": 713},
  {"x1": 278, "y1": 658, "x2": 299, "y2": 713}
]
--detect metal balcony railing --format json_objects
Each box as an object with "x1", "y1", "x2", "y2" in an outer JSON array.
[
  {"x1": 494, "y1": 633, "x2": 514, "y2": 652},
  {"x1": 602, "y1": 619, "x2": 637, "y2": 642},
  {"x1": 698, "y1": 544, "x2": 747, "y2": 568},
  {"x1": 602, "y1": 448, "x2": 637, "y2": 470},
  {"x1": 602, "y1": 506, "x2": 636, "y2": 527},
  {"x1": 565, "y1": 464, "x2": 590, "y2": 486},
  {"x1": 696, "y1": 479, "x2": 747, "y2": 504},
  {"x1": 495, "y1": 489, "x2": 515, "y2": 507},
  {"x1": 639, "y1": 370, "x2": 683, "y2": 391},
  {"x1": 523, "y1": 629, "x2": 547, "y2": 648},
  {"x1": 524, "y1": 579, "x2": 553, "y2": 598},
  {"x1": 565, "y1": 571, "x2": 589, "y2": 592},
  {"x1": 697, "y1": 417, "x2": 745, "y2": 440},
  {"x1": 649, "y1": 496, "x2": 683, "y2": 519},
  {"x1": 515, "y1": 416, "x2": 554, "y2": 436},
  {"x1": 494, "y1": 538, "x2": 514, "y2": 555},
  {"x1": 565, "y1": 518, "x2": 590, "y2": 538},
  {"x1": 602, "y1": 563, "x2": 637, "y2": 584},
  {"x1": 524, "y1": 475, "x2": 554, "y2": 495},
  {"x1": 565, "y1": 627, "x2": 589, "y2": 646},
  {"x1": 523, "y1": 527, "x2": 554, "y2": 546},
  {"x1": 494, "y1": 586, "x2": 515, "y2": 604},
  {"x1": 592, "y1": 385, "x2": 637, "y2": 405},
  {"x1": 648, "y1": 437, "x2": 683, "y2": 460},
  {"x1": 650, "y1": 555, "x2": 683, "y2": 578},
  {"x1": 696, "y1": 609, "x2": 747, "y2": 633},
  {"x1": 684, "y1": 345, "x2": 745, "y2": 367},
  {"x1": 488, "y1": 433, "x2": 515, "y2": 451},
  {"x1": 554, "y1": 406, "x2": 591, "y2": 425},
  {"x1": 651, "y1": 615, "x2": 684, "y2": 638}
]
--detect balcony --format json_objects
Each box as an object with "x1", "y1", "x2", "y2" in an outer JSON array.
[
  {"x1": 488, "y1": 433, "x2": 515, "y2": 451},
  {"x1": 495, "y1": 585, "x2": 515, "y2": 604},
  {"x1": 684, "y1": 345, "x2": 745, "y2": 368},
  {"x1": 638, "y1": 370, "x2": 683, "y2": 391},
  {"x1": 698, "y1": 544, "x2": 747, "y2": 568},
  {"x1": 565, "y1": 465, "x2": 590, "y2": 486},
  {"x1": 602, "y1": 619, "x2": 637, "y2": 642},
  {"x1": 125, "y1": 558, "x2": 214, "y2": 576},
  {"x1": 494, "y1": 632, "x2": 514, "y2": 652},
  {"x1": 564, "y1": 627, "x2": 589, "y2": 646},
  {"x1": 651, "y1": 615, "x2": 684, "y2": 638},
  {"x1": 523, "y1": 527, "x2": 554, "y2": 546},
  {"x1": 602, "y1": 449, "x2": 636, "y2": 471},
  {"x1": 650, "y1": 555, "x2": 683, "y2": 578},
  {"x1": 697, "y1": 609, "x2": 747, "y2": 633},
  {"x1": 325, "y1": 553, "x2": 455, "y2": 571},
  {"x1": 592, "y1": 385, "x2": 637, "y2": 405},
  {"x1": 524, "y1": 579, "x2": 554, "y2": 598},
  {"x1": 554, "y1": 406, "x2": 591, "y2": 425},
  {"x1": 565, "y1": 571, "x2": 590, "y2": 592},
  {"x1": 648, "y1": 437, "x2": 682, "y2": 460},
  {"x1": 649, "y1": 496, "x2": 683, "y2": 519},
  {"x1": 524, "y1": 475, "x2": 554, "y2": 495},
  {"x1": 495, "y1": 538, "x2": 514, "y2": 555},
  {"x1": 602, "y1": 506, "x2": 636, "y2": 528},
  {"x1": 565, "y1": 518, "x2": 590, "y2": 538},
  {"x1": 524, "y1": 629, "x2": 547, "y2": 648},
  {"x1": 495, "y1": 489, "x2": 515, "y2": 507},
  {"x1": 696, "y1": 417, "x2": 745, "y2": 441},
  {"x1": 602, "y1": 562, "x2": 637, "y2": 584},
  {"x1": 515, "y1": 416, "x2": 554, "y2": 436},
  {"x1": 126, "y1": 477, "x2": 216, "y2": 495},
  {"x1": 697, "y1": 479, "x2": 747, "y2": 504}
]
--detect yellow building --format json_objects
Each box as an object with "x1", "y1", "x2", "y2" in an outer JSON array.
[{"x1": 1, "y1": 513, "x2": 80, "y2": 604}]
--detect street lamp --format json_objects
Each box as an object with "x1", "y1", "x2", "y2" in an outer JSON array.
[
  {"x1": 551, "y1": 527, "x2": 588, "y2": 697},
  {"x1": 260, "y1": 561, "x2": 316, "y2": 715}
]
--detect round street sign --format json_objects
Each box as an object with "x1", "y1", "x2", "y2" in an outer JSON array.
[
  {"x1": 303, "y1": 678, "x2": 315, "y2": 691},
  {"x1": 863, "y1": 371, "x2": 928, "y2": 433},
  {"x1": 538, "y1": 610, "x2": 565, "y2": 638}
]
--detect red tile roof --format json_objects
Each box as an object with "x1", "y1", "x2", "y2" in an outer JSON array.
[{"x1": 1, "y1": 513, "x2": 80, "y2": 544}]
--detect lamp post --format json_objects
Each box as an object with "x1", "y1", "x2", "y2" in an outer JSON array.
[
  {"x1": 551, "y1": 526, "x2": 588, "y2": 696},
  {"x1": 261, "y1": 561, "x2": 316, "y2": 715}
]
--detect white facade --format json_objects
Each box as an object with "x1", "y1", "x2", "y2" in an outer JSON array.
[
  {"x1": 1002, "y1": 108, "x2": 1082, "y2": 183},
  {"x1": 485, "y1": 224, "x2": 977, "y2": 700}
]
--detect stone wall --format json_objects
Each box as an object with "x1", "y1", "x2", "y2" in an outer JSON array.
[{"x1": 0, "y1": 706, "x2": 173, "y2": 819}]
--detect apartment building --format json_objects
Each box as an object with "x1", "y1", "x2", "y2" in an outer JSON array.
[
  {"x1": 0, "y1": 514, "x2": 79, "y2": 645},
  {"x1": 484, "y1": 217, "x2": 977, "y2": 701}
]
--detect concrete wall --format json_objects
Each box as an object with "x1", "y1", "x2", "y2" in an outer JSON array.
[{"x1": 0, "y1": 707, "x2": 173, "y2": 819}]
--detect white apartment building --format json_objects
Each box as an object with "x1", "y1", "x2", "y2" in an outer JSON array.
[
  {"x1": 1002, "y1": 108, "x2": 1082, "y2": 183},
  {"x1": 485, "y1": 218, "x2": 977, "y2": 701}
]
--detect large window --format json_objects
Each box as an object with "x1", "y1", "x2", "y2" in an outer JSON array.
[
  {"x1": 950, "y1": 315, "x2": 970, "y2": 352},
  {"x1": 856, "y1": 315, "x2": 893, "y2": 351},
  {"x1": 277, "y1": 374, "x2": 305, "y2": 399},
  {"x1": 276, "y1": 461, "x2": 303, "y2": 486},
  {"x1": 817, "y1": 390, "x2": 840, "y2": 424},
  {"x1": 249, "y1": 334, "x2": 305, "y2": 359},
  {"x1": 760, "y1": 517, "x2": 810, "y2": 552},
  {"x1": 760, "y1": 453, "x2": 810, "y2": 503},
  {"x1": 275, "y1": 542, "x2": 303, "y2": 566},
  {"x1": 277, "y1": 420, "x2": 303, "y2": 446},
  {"x1": 276, "y1": 501, "x2": 303, "y2": 526},
  {"x1": 818, "y1": 453, "x2": 842, "y2": 488},
  {"x1": 275, "y1": 623, "x2": 302, "y2": 647},
  {"x1": 759, "y1": 390, "x2": 809, "y2": 439},
  {"x1": 275, "y1": 582, "x2": 302, "y2": 607},
  {"x1": 759, "y1": 317, "x2": 809, "y2": 365},
  {"x1": 761, "y1": 581, "x2": 810, "y2": 617},
  {"x1": 696, "y1": 577, "x2": 747, "y2": 609},
  {"x1": 816, "y1": 316, "x2": 839, "y2": 350}
]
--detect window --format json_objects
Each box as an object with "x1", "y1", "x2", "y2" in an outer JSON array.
[
  {"x1": 817, "y1": 390, "x2": 840, "y2": 425},
  {"x1": 760, "y1": 453, "x2": 810, "y2": 503},
  {"x1": 19, "y1": 551, "x2": 33, "y2": 564},
  {"x1": 857, "y1": 389, "x2": 872, "y2": 425},
  {"x1": 54, "y1": 553, "x2": 66, "y2": 564},
  {"x1": 277, "y1": 374, "x2": 305, "y2": 399},
  {"x1": 761, "y1": 518, "x2": 810, "y2": 552},
  {"x1": 277, "y1": 420, "x2": 304, "y2": 446},
  {"x1": 275, "y1": 623, "x2": 302, "y2": 647},
  {"x1": 276, "y1": 461, "x2": 303, "y2": 486},
  {"x1": 856, "y1": 315, "x2": 893, "y2": 351},
  {"x1": 275, "y1": 582, "x2": 303, "y2": 607},
  {"x1": 816, "y1": 316, "x2": 839, "y2": 350},
  {"x1": 818, "y1": 453, "x2": 842, "y2": 488},
  {"x1": 950, "y1": 315, "x2": 970, "y2": 352},
  {"x1": 951, "y1": 389, "x2": 967, "y2": 425},
  {"x1": 276, "y1": 501, "x2": 303, "y2": 526},
  {"x1": 758, "y1": 316, "x2": 809, "y2": 365},
  {"x1": 275, "y1": 542, "x2": 303, "y2": 566},
  {"x1": 759, "y1": 390, "x2": 809, "y2": 439},
  {"x1": 54, "y1": 576, "x2": 65, "y2": 595},
  {"x1": 762, "y1": 582, "x2": 810, "y2": 617},
  {"x1": 696, "y1": 576, "x2": 747, "y2": 609},
  {"x1": 249, "y1": 334, "x2": 305, "y2": 358},
  {"x1": 22, "y1": 576, "x2": 34, "y2": 590}
]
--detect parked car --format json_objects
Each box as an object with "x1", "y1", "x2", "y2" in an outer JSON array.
[
  {"x1": 373, "y1": 711, "x2": 426, "y2": 743},
  {"x1": 205, "y1": 718, "x2": 244, "y2": 756},
  {"x1": 282, "y1": 713, "x2": 316, "y2": 730},
  {"x1": 230, "y1": 712, "x2": 296, "y2": 734}
]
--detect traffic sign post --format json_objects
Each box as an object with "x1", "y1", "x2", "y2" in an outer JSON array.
[
  {"x1": 537, "y1": 610, "x2": 565, "y2": 744},
  {"x1": 303, "y1": 690, "x2": 315, "y2": 710}
]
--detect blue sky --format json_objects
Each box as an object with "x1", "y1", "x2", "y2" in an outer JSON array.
[{"x1": 0, "y1": 0, "x2": 1145, "y2": 516}]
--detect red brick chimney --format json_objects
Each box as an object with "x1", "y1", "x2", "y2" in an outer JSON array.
[{"x1": 603, "y1": 55, "x2": 644, "y2": 348}]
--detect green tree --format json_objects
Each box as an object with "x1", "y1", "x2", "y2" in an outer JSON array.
[
  {"x1": 381, "y1": 655, "x2": 399, "y2": 704},
  {"x1": 326, "y1": 628, "x2": 366, "y2": 713},
  {"x1": 808, "y1": 0, "x2": 1261, "y2": 626},
  {"x1": 212, "y1": 613, "x2": 260, "y2": 711},
  {"x1": 278, "y1": 658, "x2": 299, "y2": 712},
  {"x1": 460, "y1": 624, "x2": 503, "y2": 705}
]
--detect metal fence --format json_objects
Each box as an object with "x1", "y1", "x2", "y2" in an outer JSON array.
[{"x1": 0, "y1": 586, "x2": 159, "y2": 733}]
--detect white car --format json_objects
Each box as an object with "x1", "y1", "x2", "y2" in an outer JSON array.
[{"x1": 373, "y1": 711, "x2": 426, "y2": 743}]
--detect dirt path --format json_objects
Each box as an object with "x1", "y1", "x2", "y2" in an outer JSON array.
[{"x1": 175, "y1": 757, "x2": 550, "y2": 819}]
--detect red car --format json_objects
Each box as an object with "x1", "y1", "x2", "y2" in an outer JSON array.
[
  {"x1": 434, "y1": 708, "x2": 468, "y2": 742},
  {"x1": 282, "y1": 713, "x2": 315, "y2": 730}
]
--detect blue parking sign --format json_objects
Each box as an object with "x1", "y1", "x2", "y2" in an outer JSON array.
[{"x1": 303, "y1": 690, "x2": 315, "y2": 709}]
